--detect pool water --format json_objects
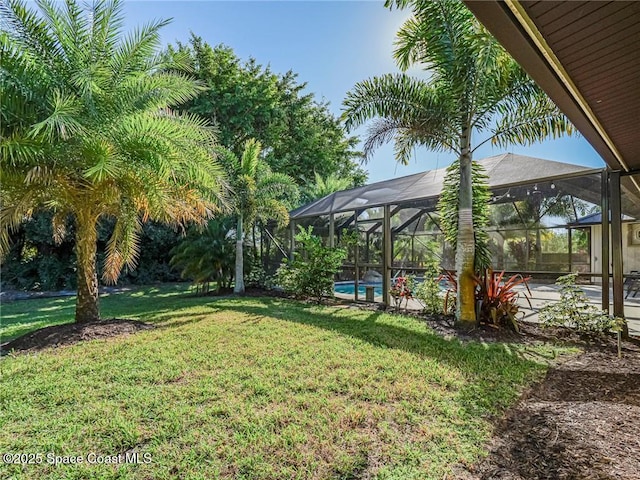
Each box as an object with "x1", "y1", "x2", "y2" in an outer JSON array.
[
  {"x1": 334, "y1": 278, "x2": 446, "y2": 297},
  {"x1": 334, "y1": 282, "x2": 383, "y2": 296}
]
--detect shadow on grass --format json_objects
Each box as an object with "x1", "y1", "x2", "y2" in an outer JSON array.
[
  {"x1": 206, "y1": 297, "x2": 547, "y2": 417},
  {"x1": 0, "y1": 284, "x2": 209, "y2": 341}
]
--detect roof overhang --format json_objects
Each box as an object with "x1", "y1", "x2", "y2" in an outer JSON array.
[{"x1": 463, "y1": 1, "x2": 640, "y2": 174}]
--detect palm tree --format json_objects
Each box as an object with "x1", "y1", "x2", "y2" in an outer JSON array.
[
  {"x1": 170, "y1": 218, "x2": 236, "y2": 294},
  {"x1": 0, "y1": 0, "x2": 226, "y2": 322},
  {"x1": 342, "y1": 0, "x2": 572, "y2": 326},
  {"x1": 302, "y1": 172, "x2": 353, "y2": 203},
  {"x1": 217, "y1": 139, "x2": 299, "y2": 294}
]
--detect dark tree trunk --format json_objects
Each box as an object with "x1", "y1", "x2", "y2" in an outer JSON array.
[{"x1": 75, "y1": 219, "x2": 99, "y2": 323}]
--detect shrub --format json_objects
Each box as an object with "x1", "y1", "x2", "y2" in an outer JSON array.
[
  {"x1": 245, "y1": 258, "x2": 274, "y2": 290},
  {"x1": 276, "y1": 226, "x2": 347, "y2": 302},
  {"x1": 414, "y1": 259, "x2": 443, "y2": 315},
  {"x1": 539, "y1": 273, "x2": 624, "y2": 335},
  {"x1": 170, "y1": 218, "x2": 236, "y2": 293},
  {"x1": 440, "y1": 269, "x2": 531, "y2": 331},
  {"x1": 475, "y1": 269, "x2": 531, "y2": 332},
  {"x1": 389, "y1": 276, "x2": 414, "y2": 312}
]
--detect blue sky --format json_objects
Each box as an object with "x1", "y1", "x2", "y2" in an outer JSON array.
[{"x1": 123, "y1": 0, "x2": 605, "y2": 183}]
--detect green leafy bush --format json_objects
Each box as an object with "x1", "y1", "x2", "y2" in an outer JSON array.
[
  {"x1": 276, "y1": 226, "x2": 347, "y2": 302},
  {"x1": 539, "y1": 273, "x2": 624, "y2": 335},
  {"x1": 244, "y1": 258, "x2": 274, "y2": 290},
  {"x1": 414, "y1": 258, "x2": 444, "y2": 315}
]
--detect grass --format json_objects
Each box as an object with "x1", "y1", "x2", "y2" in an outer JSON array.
[{"x1": 0, "y1": 285, "x2": 569, "y2": 479}]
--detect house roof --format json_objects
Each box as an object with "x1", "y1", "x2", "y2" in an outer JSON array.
[
  {"x1": 570, "y1": 212, "x2": 636, "y2": 226},
  {"x1": 291, "y1": 153, "x2": 600, "y2": 219}
]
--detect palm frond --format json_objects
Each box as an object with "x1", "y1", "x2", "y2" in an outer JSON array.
[
  {"x1": 488, "y1": 95, "x2": 574, "y2": 150},
  {"x1": 28, "y1": 89, "x2": 85, "y2": 140},
  {"x1": 240, "y1": 138, "x2": 261, "y2": 177},
  {"x1": 343, "y1": 73, "x2": 458, "y2": 159},
  {"x1": 110, "y1": 17, "x2": 171, "y2": 81},
  {"x1": 390, "y1": 0, "x2": 476, "y2": 81},
  {"x1": 103, "y1": 207, "x2": 142, "y2": 283},
  {"x1": 0, "y1": 133, "x2": 45, "y2": 166}
]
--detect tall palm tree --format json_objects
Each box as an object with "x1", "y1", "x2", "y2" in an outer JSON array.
[
  {"x1": 342, "y1": 0, "x2": 572, "y2": 326},
  {"x1": 0, "y1": 0, "x2": 226, "y2": 322},
  {"x1": 302, "y1": 172, "x2": 353, "y2": 203},
  {"x1": 218, "y1": 139, "x2": 299, "y2": 294}
]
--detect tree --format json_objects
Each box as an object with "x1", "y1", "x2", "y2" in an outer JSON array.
[
  {"x1": 169, "y1": 36, "x2": 367, "y2": 187},
  {"x1": 170, "y1": 218, "x2": 236, "y2": 293},
  {"x1": 0, "y1": 0, "x2": 226, "y2": 322},
  {"x1": 302, "y1": 172, "x2": 353, "y2": 203},
  {"x1": 342, "y1": 0, "x2": 572, "y2": 327},
  {"x1": 217, "y1": 139, "x2": 299, "y2": 294}
]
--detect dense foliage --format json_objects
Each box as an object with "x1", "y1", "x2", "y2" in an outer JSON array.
[
  {"x1": 170, "y1": 218, "x2": 236, "y2": 293},
  {"x1": 1, "y1": 11, "x2": 368, "y2": 296},
  {"x1": 302, "y1": 172, "x2": 354, "y2": 203},
  {"x1": 169, "y1": 36, "x2": 367, "y2": 188},
  {"x1": 276, "y1": 226, "x2": 348, "y2": 302},
  {"x1": 0, "y1": 212, "x2": 76, "y2": 291},
  {"x1": 0, "y1": 213, "x2": 184, "y2": 291}
]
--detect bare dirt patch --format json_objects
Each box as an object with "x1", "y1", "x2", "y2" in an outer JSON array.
[{"x1": 1, "y1": 319, "x2": 154, "y2": 354}]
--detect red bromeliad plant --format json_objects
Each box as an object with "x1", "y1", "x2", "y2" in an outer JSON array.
[
  {"x1": 440, "y1": 269, "x2": 531, "y2": 331},
  {"x1": 475, "y1": 269, "x2": 531, "y2": 332}
]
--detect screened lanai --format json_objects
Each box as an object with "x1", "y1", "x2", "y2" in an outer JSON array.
[{"x1": 289, "y1": 153, "x2": 640, "y2": 309}]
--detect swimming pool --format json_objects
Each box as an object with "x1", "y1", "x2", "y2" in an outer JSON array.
[
  {"x1": 334, "y1": 281, "x2": 383, "y2": 296},
  {"x1": 335, "y1": 278, "x2": 445, "y2": 297}
]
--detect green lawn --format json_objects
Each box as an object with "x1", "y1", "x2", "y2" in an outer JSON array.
[{"x1": 0, "y1": 286, "x2": 566, "y2": 479}]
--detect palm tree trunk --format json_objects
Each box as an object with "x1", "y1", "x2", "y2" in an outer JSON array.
[
  {"x1": 234, "y1": 215, "x2": 245, "y2": 294},
  {"x1": 456, "y1": 128, "x2": 476, "y2": 328},
  {"x1": 75, "y1": 218, "x2": 100, "y2": 323}
]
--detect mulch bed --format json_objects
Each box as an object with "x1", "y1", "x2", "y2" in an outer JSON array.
[
  {"x1": 454, "y1": 334, "x2": 640, "y2": 480},
  {"x1": 1, "y1": 319, "x2": 154, "y2": 355}
]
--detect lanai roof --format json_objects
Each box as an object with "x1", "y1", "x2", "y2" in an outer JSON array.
[{"x1": 291, "y1": 153, "x2": 600, "y2": 219}]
